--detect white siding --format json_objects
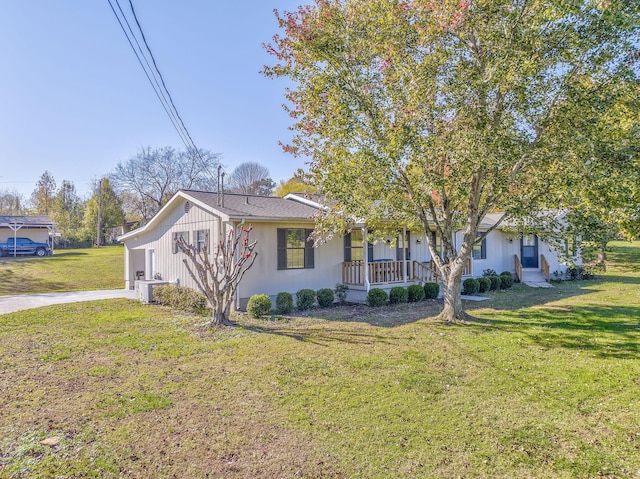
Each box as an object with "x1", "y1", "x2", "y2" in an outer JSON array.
[
  {"x1": 123, "y1": 199, "x2": 221, "y2": 290},
  {"x1": 237, "y1": 222, "x2": 343, "y2": 306}
]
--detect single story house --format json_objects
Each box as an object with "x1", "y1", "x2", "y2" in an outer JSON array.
[
  {"x1": 118, "y1": 190, "x2": 577, "y2": 308},
  {"x1": 0, "y1": 216, "x2": 56, "y2": 254}
]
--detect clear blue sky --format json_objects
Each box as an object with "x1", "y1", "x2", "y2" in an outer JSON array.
[{"x1": 0, "y1": 0, "x2": 307, "y2": 199}]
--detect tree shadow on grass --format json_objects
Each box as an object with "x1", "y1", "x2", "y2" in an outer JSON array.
[
  {"x1": 242, "y1": 322, "x2": 403, "y2": 346},
  {"x1": 463, "y1": 304, "x2": 640, "y2": 359}
]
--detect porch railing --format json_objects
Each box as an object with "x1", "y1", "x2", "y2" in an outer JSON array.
[
  {"x1": 540, "y1": 254, "x2": 550, "y2": 282},
  {"x1": 514, "y1": 254, "x2": 523, "y2": 282},
  {"x1": 342, "y1": 261, "x2": 365, "y2": 286},
  {"x1": 342, "y1": 258, "x2": 472, "y2": 287},
  {"x1": 412, "y1": 260, "x2": 440, "y2": 283}
]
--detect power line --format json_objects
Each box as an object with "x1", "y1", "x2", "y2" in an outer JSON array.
[{"x1": 106, "y1": 0, "x2": 217, "y2": 182}]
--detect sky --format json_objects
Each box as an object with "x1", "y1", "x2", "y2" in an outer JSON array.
[{"x1": 0, "y1": 0, "x2": 308, "y2": 200}]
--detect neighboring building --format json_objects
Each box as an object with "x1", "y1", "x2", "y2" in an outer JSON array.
[
  {"x1": 118, "y1": 190, "x2": 577, "y2": 308},
  {"x1": 0, "y1": 216, "x2": 55, "y2": 254}
]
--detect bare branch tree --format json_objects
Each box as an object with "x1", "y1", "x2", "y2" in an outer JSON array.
[
  {"x1": 112, "y1": 146, "x2": 221, "y2": 223},
  {"x1": 176, "y1": 224, "x2": 258, "y2": 327},
  {"x1": 228, "y1": 162, "x2": 275, "y2": 196}
]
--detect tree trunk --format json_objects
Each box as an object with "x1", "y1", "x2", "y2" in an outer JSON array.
[
  {"x1": 597, "y1": 241, "x2": 607, "y2": 263},
  {"x1": 438, "y1": 259, "x2": 467, "y2": 322}
]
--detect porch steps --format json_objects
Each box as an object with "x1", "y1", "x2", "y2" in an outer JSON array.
[{"x1": 521, "y1": 268, "x2": 553, "y2": 288}]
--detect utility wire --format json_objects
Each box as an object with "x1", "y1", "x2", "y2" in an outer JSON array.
[{"x1": 106, "y1": 0, "x2": 217, "y2": 183}]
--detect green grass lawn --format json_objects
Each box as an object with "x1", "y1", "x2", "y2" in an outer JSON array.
[
  {"x1": 0, "y1": 246, "x2": 124, "y2": 295},
  {"x1": 1, "y1": 242, "x2": 639, "y2": 478}
]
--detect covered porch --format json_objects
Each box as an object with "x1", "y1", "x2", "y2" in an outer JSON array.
[{"x1": 341, "y1": 258, "x2": 472, "y2": 290}]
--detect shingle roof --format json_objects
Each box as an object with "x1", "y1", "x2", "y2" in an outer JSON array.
[
  {"x1": 182, "y1": 190, "x2": 319, "y2": 220},
  {"x1": 0, "y1": 216, "x2": 54, "y2": 226}
]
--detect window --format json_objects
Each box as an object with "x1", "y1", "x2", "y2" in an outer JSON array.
[
  {"x1": 430, "y1": 231, "x2": 443, "y2": 257},
  {"x1": 344, "y1": 230, "x2": 374, "y2": 262},
  {"x1": 395, "y1": 231, "x2": 411, "y2": 261},
  {"x1": 472, "y1": 233, "x2": 487, "y2": 260},
  {"x1": 195, "y1": 229, "x2": 209, "y2": 253},
  {"x1": 277, "y1": 228, "x2": 314, "y2": 270},
  {"x1": 172, "y1": 231, "x2": 189, "y2": 254},
  {"x1": 565, "y1": 238, "x2": 578, "y2": 256}
]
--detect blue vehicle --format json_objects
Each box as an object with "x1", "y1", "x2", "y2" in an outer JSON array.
[{"x1": 0, "y1": 237, "x2": 51, "y2": 257}]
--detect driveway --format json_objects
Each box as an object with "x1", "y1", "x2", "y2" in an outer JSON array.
[{"x1": 0, "y1": 289, "x2": 137, "y2": 315}]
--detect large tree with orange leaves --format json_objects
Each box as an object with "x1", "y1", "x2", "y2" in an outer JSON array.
[{"x1": 265, "y1": 0, "x2": 639, "y2": 321}]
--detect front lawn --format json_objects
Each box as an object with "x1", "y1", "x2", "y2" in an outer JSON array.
[
  {"x1": 0, "y1": 242, "x2": 639, "y2": 477},
  {"x1": 0, "y1": 246, "x2": 124, "y2": 295}
]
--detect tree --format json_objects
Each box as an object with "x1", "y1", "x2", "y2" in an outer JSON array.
[
  {"x1": 84, "y1": 178, "x2": 125, "y2": 246},
  {"x1": 559, "y1": 80, "x2": 640, "y2": 263},
  {"x1": 228, "y1": 162, "x2": 276, "y2": 196},
  {"x1": 176, "y1": 224, "x2": 258, "y2": 327},
  {"x1": 0, "y1": 189, "x2": 26, "y2": 215},
  {"x1": 30, "y1": 171, "x2": 56, "y2": 215},
  {"x1": 265, "y1": 0, "x2": 639, "y2": 321},
  {"x1": 274, "y1": 169, "x2": 317, "y2": 197},
  {"x1": 111, "y1": 147, "x2": 221, "y2": 223},
  {"x1": 51, "y1": 180, "x2": 85, "y2": 246}
]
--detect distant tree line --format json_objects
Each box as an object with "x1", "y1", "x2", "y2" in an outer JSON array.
[{"x1": 0, "y1": 147, "x2": 306, "y2": 248}]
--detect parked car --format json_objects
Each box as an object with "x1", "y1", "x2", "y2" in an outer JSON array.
[{"x1": 0, "y1": 237, "x2": 51, "y2": 257}]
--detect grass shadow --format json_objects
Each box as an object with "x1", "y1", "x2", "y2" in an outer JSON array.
[{"x1": 465, "y1": 304, "x2": 640, "y2": 359}]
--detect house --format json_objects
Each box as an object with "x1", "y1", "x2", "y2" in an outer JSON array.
[
  {"x1": 0, "y1": 216, "x2": 55, "y2": 254},
  {"x1": 118, "y1": 190, "x2": 577, "y2": 308}
]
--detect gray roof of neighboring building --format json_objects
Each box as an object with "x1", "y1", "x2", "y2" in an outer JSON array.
[
  {"x1": 0, "y1": 215, "x2": 54, "y2": 226},
  {"x1": 182, "y1": 190, "x2": 318, "y2": 220}
]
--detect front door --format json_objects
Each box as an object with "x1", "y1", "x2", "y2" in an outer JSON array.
[{"x1": 521, "y1": 235, "x2": 539, "y2": 268}]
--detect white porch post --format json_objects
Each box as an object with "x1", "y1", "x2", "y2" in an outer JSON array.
[
  {"x1": 402, "y1": 227, "x2": 407, "y2": 284},
  {"x1": 363, "y1": 226, "x2": 370, "y2": 291}
]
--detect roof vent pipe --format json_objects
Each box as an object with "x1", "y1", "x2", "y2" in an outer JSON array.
[
  {"x1": 221, "y1": 172, "x2": 225, "y2": 208},
  {"x1": 245, "y1": 196, "x2": 249, "y2": 205}
]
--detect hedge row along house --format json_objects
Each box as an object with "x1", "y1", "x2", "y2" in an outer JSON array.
[{"x1": 118, "y1": 190, "x2": 578, "y2": 308}]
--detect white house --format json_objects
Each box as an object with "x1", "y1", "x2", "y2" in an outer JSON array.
[{"x1": 118, "y1": 190, "x2": 576, "y2": 308}]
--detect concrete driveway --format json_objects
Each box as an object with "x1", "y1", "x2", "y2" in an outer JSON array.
[{"x1": 0, "y1": 289, "x2": 137, "y2": 315}]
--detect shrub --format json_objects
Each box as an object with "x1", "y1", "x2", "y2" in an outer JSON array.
[
  {"x1": 478, "y1": 277, "x2": 492, "y2": 293},
  {"x1": 335, "y1": 283, "x2": 349, "y2": 304},
  {"x1": 367, "y1": 288, "x2": 388, "y2": 307},
  {"x1": 500, "y1": 274, "x2": 514, "y2": 289},
  {"x1": 407, "y1": 284, "x2": 426, "y2": 302},
  {"x1": 296, "y1": 289, "x2": 316, "y2": 310},
  {"x1": 489, "y1": 275, "x2": 501, "y2": 291},
  {"x1": 389, "y1": 286, "x2": 408, "y2": 304},
  {"x1": 247, "y1": 294, "x2": 272, "y2": 318},
  {"x1": 153, "y1": 284, "x2": 207, "y2": 315},
  {"x1": 423, "y1": 282, "x2": 440, "y2": 299},
  {"x1": 317, "y1": 288, "x2": 335, "y2": 307},
  {"x1": 500, "y1": 271, "x2": 513, "y2": 278},
  {"x1": 462, "y1": 278, "x2": 480, "y2": 295},
  {"x1": 275, "y1": 292, "x2": 294, "y2": 314},
  {"x1": 482, "y1": 268, "x2": 498, "y2": 277}
]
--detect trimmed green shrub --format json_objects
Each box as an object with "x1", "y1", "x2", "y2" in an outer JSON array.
[
  {"x1": 317, "y1": 288, "x2": 335, "y2": 307},
  {"x1": 389, "y1": 286, "x2": 408, "y2": 304},
  {"x1": 153, "y1": 284, "x2": 207, "y2": 315},
  {"x1": 500, "y1": 271, "x2": 513, "y2": 278},
  {"x1": 275, "y1": 292, "x2": 294, "y2": 314},
  {"x1": 500, "y1": 274, "x2": 514, "y2": 289},
  {"x1": 407, "y1": 284, "x2": 426, "y2": 302},
  {"x1": 489, "y1": 275, "x2": 501, "y2": 291},
  {"x1": 462, "y1": 278, "x2": 480, "y2": 295},
  {"x1": 247, "y1": 294, "x2": 272, "y2": 318},
  {"x1": 335, "y1": 283, "x2": 349, "y2": 304},
  {"x1": 296, "y1": 289, "x2": 316, "y2": 310},
  {"x1": 367, "y1": 288, "x2": 388, "y2": 307},
  {"x1": 478, "y1": 276, "x2": 492, "y2": 293},
  {"x1": 423, "y1": 282, "x2": 439, "y2": 299}
]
